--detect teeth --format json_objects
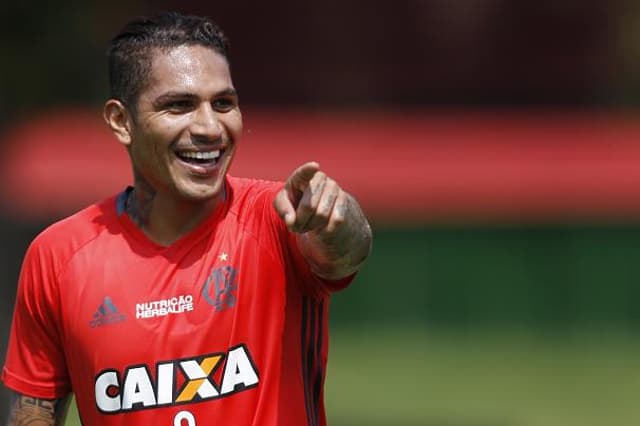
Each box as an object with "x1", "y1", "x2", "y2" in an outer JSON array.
[{"x1": 179, "y1": 150, "x2": 221, "y2": 160}]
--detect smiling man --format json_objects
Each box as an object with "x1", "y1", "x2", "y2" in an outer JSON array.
[{"x1": 2, "y1": 12, "x2": 372, "y2": 426}]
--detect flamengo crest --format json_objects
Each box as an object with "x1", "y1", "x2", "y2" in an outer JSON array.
[{"x1": 202, "y1": 266, "x2": 238, "y2": 311}]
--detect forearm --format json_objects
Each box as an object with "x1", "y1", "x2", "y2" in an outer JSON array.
[
  {"x1": 6, "y1": 392, "x2": 70, "y2": 426},
  {"x1": 297, "y1": 194, "x2": 372, "y2": 280}
]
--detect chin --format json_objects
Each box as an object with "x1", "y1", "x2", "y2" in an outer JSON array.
[{"x1": 176, "y1": 180, "x2": 225, "y2": 203}]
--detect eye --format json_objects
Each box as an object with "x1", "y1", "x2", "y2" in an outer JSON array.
[
  {"x1": 165, "y1": 100, "x2": 194, "y2": 112},
  {"x1": 212, "y1": 97, "x2": 237, "y2": 112}
]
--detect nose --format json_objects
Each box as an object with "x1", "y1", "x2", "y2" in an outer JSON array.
[{"x1": 190, "y1": 102, "x2": 223, "y2": 142}]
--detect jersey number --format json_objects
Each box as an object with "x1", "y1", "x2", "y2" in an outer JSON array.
[{"x1": 174, "y1": 410, "x2": 196, "y2": 426}]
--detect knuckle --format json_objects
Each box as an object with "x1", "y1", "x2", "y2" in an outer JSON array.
[
  {"x1": 315, "y1": 209, "x2": 330, "y2": 222},
  {"x1": 332, "y1": 215, "x2": 346, "y2": 227},
  {"x1": 317, "y1": 203, "x2": 331, "y2": 217}
]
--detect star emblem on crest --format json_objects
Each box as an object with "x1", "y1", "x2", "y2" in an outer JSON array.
[{"x1": 218, "y1": 252, "x2": 228, "y2": 262}]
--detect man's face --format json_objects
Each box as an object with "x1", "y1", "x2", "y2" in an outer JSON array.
[{"x1": 128, "y1": 44, "x2": 242, "y2": 202}]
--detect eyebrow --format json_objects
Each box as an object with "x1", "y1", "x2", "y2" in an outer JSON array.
[{"x1": 152, "y1": 89, "x2": 238, "y2": 109}]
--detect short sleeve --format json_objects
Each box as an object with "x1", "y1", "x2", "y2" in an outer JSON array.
[{"x1": 2, "y1": 237, "x2": 71, "y2": 398}]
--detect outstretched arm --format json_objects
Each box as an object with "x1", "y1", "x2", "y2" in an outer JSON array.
[
  {"x1": 273, "y1": 162, "x2": 372, "y2": 280},
  {"x1": 5, "y1": 391, "x2": 71, "y2": 426}
]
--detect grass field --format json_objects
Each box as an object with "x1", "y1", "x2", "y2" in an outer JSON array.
[{"x1": 64, "y1": 328, "x2": 640, "y2": 425}]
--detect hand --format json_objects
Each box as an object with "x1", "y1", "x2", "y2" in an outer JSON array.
[
  {"x1": 273, "y1": 162, "x2": 347, "y2": 234},
  {"x1": 273, "y1": 161, "x2": 372, "y2": 279}
]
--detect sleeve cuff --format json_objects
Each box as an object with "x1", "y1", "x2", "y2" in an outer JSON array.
[{"x1": 1, "y1": 366, "x2": 71, "y2": 399}]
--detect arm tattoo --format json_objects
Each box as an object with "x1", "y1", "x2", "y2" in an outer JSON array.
[
  {"x1": 6, "y1": 393, "x2": 70, "y2": 426},
  {"x1": 326, "y1": 196, "x2": 369, "y2": 260},
  {"x1": 300, "y1": 194, "x2": 372, "y2": 280},
  {"x1": 337, "y1": 198, "x2": 349, "y2": 219}
]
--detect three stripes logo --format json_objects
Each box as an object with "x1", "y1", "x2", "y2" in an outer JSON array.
[{"x1": 90, "y1": 296, "x2": 126, "y2": 328}]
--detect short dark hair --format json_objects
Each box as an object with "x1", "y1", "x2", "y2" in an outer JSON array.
[{"x1": 107, "y1": 12, "x2": 230, "y2": 110}]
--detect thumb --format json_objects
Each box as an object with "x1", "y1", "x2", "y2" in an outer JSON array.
[{"x1": 273, "y1": 187, "x2": 297, "y2": 228}]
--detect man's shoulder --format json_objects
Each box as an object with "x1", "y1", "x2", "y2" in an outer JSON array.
[
  {"x1": 227, "y1": 175, "x2": 282, "y2": 195},
  {"x1": 225, "y1": 175, "x2": 284, "y2": 232},
  {"x1": 29, "y1": 194, "x2": 119, "y2": 256},
  {"x1": 227, "y1": 175, "x2": 282, "y2": 209}
]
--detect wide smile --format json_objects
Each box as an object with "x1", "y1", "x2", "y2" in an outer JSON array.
[{"x1": 174, "y1": 148, "x2": 226, "y2": 175}]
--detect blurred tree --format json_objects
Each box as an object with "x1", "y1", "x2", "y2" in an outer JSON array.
[{"x1": 0, "y1": 1, "x2": 148, "y2": 129}]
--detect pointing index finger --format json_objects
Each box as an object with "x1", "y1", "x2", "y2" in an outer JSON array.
[{"x1": 287, "y1": 161, "x2": 320, "y2": 192}]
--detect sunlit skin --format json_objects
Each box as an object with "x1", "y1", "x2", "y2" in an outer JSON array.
[
  {"x1": 103, "y1": 45, "x2": 371, "y2": 277},
  {"x1": 273, "y1": 162, "x2": 372, "y2": 280},
  {"x1": 5, "y1": 27, "x2": 373, "y2": 426},
  {"x1": 104, "y1": 45, "x2": 242, "y2": 245},
  {"x1": 6, "y1": 394, "x2": 70, "y2": 426}
]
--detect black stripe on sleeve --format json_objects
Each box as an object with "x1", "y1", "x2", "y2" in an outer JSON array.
[
  {"x1": 307, "y1": 298, "x2": 318, "y2": 426},
  {"x1": 301, "y1": 296, "x2": 313, "y2": 426},
  {"x1": 312, "y1": 299, "x2": 325, "y2": 426}
]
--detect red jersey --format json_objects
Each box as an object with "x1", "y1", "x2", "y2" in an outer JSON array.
[{"x1": 2, "y1": 176, "x2": 352, "y2": 426}]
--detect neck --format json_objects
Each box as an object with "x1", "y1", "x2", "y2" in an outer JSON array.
[{"x1": 126, "y1": 182, "x2": 223, "y2": 246}]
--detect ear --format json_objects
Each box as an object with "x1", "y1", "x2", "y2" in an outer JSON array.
[{"x1": 103, "y1": 99, "x2": 133, "y2": 146}]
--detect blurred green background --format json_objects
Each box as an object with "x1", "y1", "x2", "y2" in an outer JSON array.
[{"x1": 3, "y1": 1, "x2": 640, "y2": 425}]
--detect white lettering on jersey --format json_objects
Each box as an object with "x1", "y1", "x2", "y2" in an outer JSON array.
[
  {"x1": 135, "y1": 294, "x2": 194, "y2": 319},
  {"x1": 157, "y1": 363, "x2": 174, "y2": 405},
  {"x1": 95, "y1": 370, "x2": 120, "y2": 412},
  {"x1": 94, "y1": 344, "x2": 259, "y2": 414},
  {"x1": 220, "y1": 346, "x2": 260, "y2": 394},
  {"x1": 179, "y1": 359, "x2": 220, "y2": 399},
  {"x1": 122, "y1": 367, "x2": 156, "y2": 409}
]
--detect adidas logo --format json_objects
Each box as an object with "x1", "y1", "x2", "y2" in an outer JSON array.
[{"x1": 89, "y1": 296, "x2": 126, "y2": 328}]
